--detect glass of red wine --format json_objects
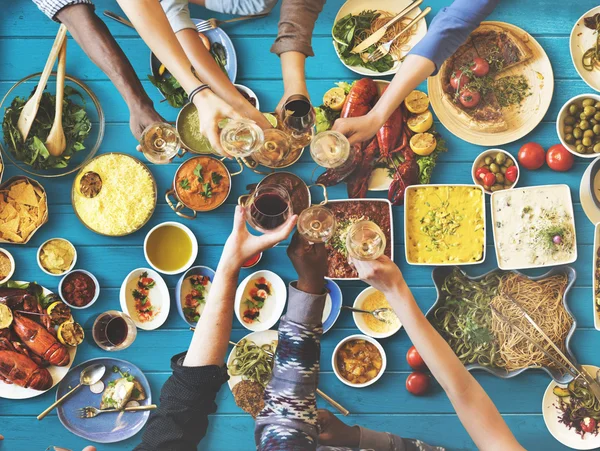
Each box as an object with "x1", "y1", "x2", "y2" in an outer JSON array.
[
  {"x1": 92, "y1": 310, "x2": 137, "y2": 351},
  {"x1": 281, "y1": 94, "x2": 316, "y2": 148},
  {"x1": 245, "y1": 185, "x2": 292, "y2": 232}
]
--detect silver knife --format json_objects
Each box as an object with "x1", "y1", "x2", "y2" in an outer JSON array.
[{"x1": 350, "y1": 0, "x2": 423, "y2": 54}]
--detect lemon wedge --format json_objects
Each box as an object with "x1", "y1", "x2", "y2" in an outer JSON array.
[
  {"x1": 405, "y1": 90, "x2": 430, "y2": 114},
  {"x1": 57, "y1": 321, "x2": 84, "y2": 347},
  {"x1": 410, "y1": 133, "x2": 437, "y2": 156},
  {"x1": 0, "y1": 304, "x2": 13, "y2": 329},
  {"x1": 407, "y1": 111, "x2": 433, "y2": 133},
  {"x1": 323, "y1": 87, "x2": 346, "y2": 111}
]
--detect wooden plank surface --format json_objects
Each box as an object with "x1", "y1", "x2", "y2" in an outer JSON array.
[{"x1": 1, "y1": 0, "x2": 600, "y2": 450}]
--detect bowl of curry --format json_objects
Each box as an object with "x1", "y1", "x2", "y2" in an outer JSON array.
[
  {"x1": 332, "y1": 334, "x2": 386, "y2": 388},
  {"x1": 166, "y1": 156, "x2": 239, "y2": 219}
]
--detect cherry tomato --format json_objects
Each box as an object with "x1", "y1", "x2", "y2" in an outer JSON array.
[
  {"x1": 406, "y1": 372, "x2": 430, "y2": 396},
  {"x1": 471, "y1": 57, "x2": 490, "y2": 77},
  {"x1": 518, "y1": 142, "x2": 546, "y2": 170},
  {"x1": 505, "y1": 165, "x2": 518, "y2": 183},
  {"x1": 483, "y1": 172, "x2": 496, "y2": 187},
  {"x1": 406, "y1": 345, "x2": 427, "y2": 371},
  {"x1": 459, "y1": 89, "x2": 481, "y2": 108},
  {"x1": 580, "y1": 417, "x2": 597, "y2": 434},
  {"x1": 450, "y1": 69, "x2": 471, "y2": 91},
  {"x1": 546, "y1": 144, "x2": 574, "y2": 172},
  {"x1": 475, "y1": 167, "x2": 490, "y2": 181}
]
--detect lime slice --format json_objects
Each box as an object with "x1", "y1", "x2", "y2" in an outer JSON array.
[{"x1": 263, "y1": 113, "x2": 278, "y2": 128}]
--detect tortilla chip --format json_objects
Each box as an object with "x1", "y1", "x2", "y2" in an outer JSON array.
[
  {"x1": 9, "y1": 182, "x2": 38, "y2": 207},
  {"x1": 1, "y1": 230, "x2": 23, "y2": 243},
  {"x1": 0, "y1": 218, "x2": 19, "y2": 234},
  {"x1": 0, "y1": 202, "x2": 17, "y2": 220}
]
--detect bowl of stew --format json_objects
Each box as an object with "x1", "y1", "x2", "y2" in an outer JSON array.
[
  {"x1": 58, "y1": 269, "x2": 100, "y2": 309},
  {"x1": 332, "y1": 334, "x2": 386, "y2": 388}
]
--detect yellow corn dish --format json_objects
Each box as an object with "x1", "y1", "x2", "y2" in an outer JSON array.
[{"x1": 405, "y1": 185, "x2": 485, "y2": 264}]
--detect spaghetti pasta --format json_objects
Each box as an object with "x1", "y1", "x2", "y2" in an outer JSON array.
[{"x1": 368, "y1": 11, "x2": 418, "y2": 60}]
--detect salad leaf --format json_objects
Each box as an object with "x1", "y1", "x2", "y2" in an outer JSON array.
[
  {"x1": 415, "y1": 131, "x2": 447, "y2": 184},
  {"x1": 315, "y1": 106, "x2": 341, "y2": 133},
  {"x1": 148, "y1": 73, "x2": 186, "y2": 108},
  {"x1": 210, "y1": 43, "x2": 228, "y2": 76}
]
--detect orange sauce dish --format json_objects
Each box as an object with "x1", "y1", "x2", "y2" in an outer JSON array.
[
  {"x1": 175, "y1": 156, "x2": 230, "y2": 212},
  {"x1": 336, "y1": 339, "x2": 383, "y2": 384}
]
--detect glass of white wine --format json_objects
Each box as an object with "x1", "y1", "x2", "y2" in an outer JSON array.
[
  {"x1": 220, "y1": 119, "x2": 265, "y2": 158},
  {"x1": 346, "y1": 220, "x2": 386, "y2": 261},
  {"x1": 252, "y1": 129, "x2": 292, "y2": 167},
  {"x1": 310, "y1": 130, "x2": 352, "y2": 169},
  {"x1": 139, "y1": 122, "x2": 181, "y2": 164},
  {"x1": 297, "y1": 206, "x2": 336, "y2": 244}
]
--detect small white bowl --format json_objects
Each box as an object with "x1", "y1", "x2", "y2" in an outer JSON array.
[
  {"x1": 120, "y1": 267, "x2": 170, "y2": 330},
  {"x1": 37, "y1": 238, "x2": 77, "y2": 277},
  {"x1": 471, "y1": 149, "x2": 519, "y2": 195},
  {"x1": 234, "y1": 270, "x2": 286, "y2": 331},
  {"x1": 352, "y1": 287, "x2": 401, "y2": 339},
  {"x1": 332, "y1": 334, "x2": 387, "y2": 388},
  {"x1": 234, "y1": 84, "x2": 259, "y2": 111},
  {"x1": 143, "y1": 222, "x2": 198, "y2": 275},
  {"x1": 58, "y1": 269, "x2": 100, "y2": 309},
  {"x1": 557, "y1": 93, "x2": 600, "y2": 159},
  {"x1": 0, "y1": 248, "x2": 15, "y2": 284}
]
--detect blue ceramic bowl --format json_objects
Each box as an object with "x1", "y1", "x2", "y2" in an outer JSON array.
[
  {"x1": 176, "y1": 265, "x2": 216, "y2": 327},
  {"x1": 426, "y1": 265, "x2": 577, "y2": 384},
  {"x1": 323, "y1": 279, "x2": 343, "y2": 333},
  {"x1": 589, "y1": 157, "x2": 600, "y2": 209}
]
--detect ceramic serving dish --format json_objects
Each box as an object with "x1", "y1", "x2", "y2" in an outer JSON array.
[
  {"x1": 332, "y1": 334, "x2": 387, "y2": 388},
  {"x1": 426, "y1": 265, "x2": 578, "y2": 384},
  {"x1": 593, "y1": 223, "x2": 600, "y2": 331},
  {"x1": 471, "y1": 148, "x2": 519, "y2": 194},
  {"x1": 175, "y1": 265, "x2": 216, "y2": 327},
  {"x1": 557, "y1": 93, "x2": 600, "y2": 159},
  {"x1": 119, "y1": 268, "x2": 170, "y2": 330}
]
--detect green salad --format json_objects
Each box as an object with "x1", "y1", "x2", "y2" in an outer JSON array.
[{"x1": 2, "y1": 86, "x2": 91, "y2": 170}]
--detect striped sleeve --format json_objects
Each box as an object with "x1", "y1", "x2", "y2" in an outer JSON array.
[{"x1": 31, "y1": 0, "x2": 94, "y2": 21}]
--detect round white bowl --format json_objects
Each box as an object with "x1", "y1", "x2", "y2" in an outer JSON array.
[
  {"x1": 352, "y1": 287, "x2": 401, "y2": 339},
  {"x1": 471, "y1": 149, "x2": 519, "y2": 195},
  {"x1": 234, "y1": 270, "x2": 286, "y2": 331},
  {"x1": 143, "y1": 222, "x2": 198, "y2": 275},
  {"x1": 37, "y1": 238, "x2": 77, "y2": 277},
  {"x1": 119, "y1": 267, "x2": 170, "y2": 330},
  {"x1": 234, "y1": 84, "x2": 259, "y2": 111},
  {"x1": 332, "y1": 334, "x2": 387, "y2": 388},
  {"x1": 557, "y1": 93, "x2": 600, "y2": 159},
  {"x1": 0, "y1": 248, "x2": 15, "y2": 284},
  {"x1": 58, "y1": 269, "x2": 100, "y2": 310}
]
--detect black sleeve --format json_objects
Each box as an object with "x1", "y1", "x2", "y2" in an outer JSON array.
[{"x1": 134, "y1": 352, "x2": 229, "y2": 451}]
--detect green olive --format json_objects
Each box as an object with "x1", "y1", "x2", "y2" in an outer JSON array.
[
  {"x1": 583, "y1": 137, "x2": 593, "y2": 146},
  {"x1": 595, "y1": 143, "x2": 600, "y2": 153},
  {"x1": 495, "y1": 153, "x2": 506, "y2": 164},
  {"x1": 584, "y1": 129, "x2": 595, "y2": 138},
  {"x1": 594, "y1": 112, "x2": 600, "y2": 121},
  {"x1": 570, "y1": 104, "x2": 580, "y2": 115},
  {"x1": 505, "y1": 158, "x2": 514, "y2": 168},
  {"x1": 577, "y1": 144, "x2": 586, "y2": 153},
  {"x1": 581, "y1": 120, "x2": 591, "y2": 130},
  {"x1": 592, "y1": 118, "x2": 599, "y2": 125},
  {"x1": 583, "y1": 98, "x2": 595, "y2": 107},
  {"x1": 576, "y1": 139, "x2": 583, "y2": 146},
  {"x1": 565, "y1": 133, "x2": 575, "y2": 143},
  {"x1": 581, "y1": 112, "x2": 588, "y2": 120},
  {"x1": 484, "y1": 156, "x2": 493, "y2": 165},
  {"x1": 595, "y1": 101, "x2": 600, "y2": 109},
  {"x1": 504, "y1": 182, "x2": 513, "y2": 188},
  {"x1": 594, "y1": 125, "x2": 600, "y2": 136},
  {"x1": 564, "y1": 125, "x2": 574, "y2": 134},
  {"x1": 496, "y1": 173, "x2": 505, "y2": 183},
  {"x1": 491, "y1": 184, "x2": 503, "y2": 192},
  {"x1": 489, "y1": 163, "x2": 500, "y2": 173},
  {"x1": 574, "y1": 127, "x2": 583, "y2": 139},
  {"x1": 500, "y1": 165, "x2": 507, "y2": 174},
  {"x1": 585, "y1": 106, "x2": 597, "y2": 116},
  {"x1": 565, "y1": 115, "x2": 576, "y2": 125}
]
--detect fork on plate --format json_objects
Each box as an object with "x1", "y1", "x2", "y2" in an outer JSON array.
[
  {"x1": 367, "y1": 7, "x2": 431, "y2": 63},
  {"x1": 77, "y1": 404, "x2": 157, "y2": 419},
  {"x1": 195, "y1": 13, "x2": 269, "y2": 33}
]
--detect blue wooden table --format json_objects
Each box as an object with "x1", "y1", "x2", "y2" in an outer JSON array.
[{"x1": 1, "y1": 0, "x2": 599, "y2": 449}]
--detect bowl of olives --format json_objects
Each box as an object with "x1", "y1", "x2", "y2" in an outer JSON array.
[
  {"x1": 472, "y1": 149, "x2": 519, "y2": 194},
  {"x1": 557, "y1": 94, "x2": 600, "y2": 158}
]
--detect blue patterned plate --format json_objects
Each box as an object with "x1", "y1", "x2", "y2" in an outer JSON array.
[{"x1": 56, "y1": 358, "x2": 152, "y2": 443}]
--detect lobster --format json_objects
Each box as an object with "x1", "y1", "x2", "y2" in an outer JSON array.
[
  {"x1": 346, "y1": 138, "x2": 380, "y2": 199},
  {"x1": 377, "y1": 87, "x2": 404, "y2": 159},
  {"x1": 388, "y1": 146, "x2": 419, "y2": 206},
  {"x1": 12, "y1": 313, "x2": 70, "y2": 367},
  {"x1": 0, "y1": 338, "x2": 52, "y2": 390}
]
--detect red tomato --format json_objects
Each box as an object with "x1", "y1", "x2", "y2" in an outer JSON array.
[
  {"x1": 505, "y1": 165, "x2": 518, "y2": 183},
  {"x1": 546, "y1": 144, "x2": 574, "y2": 172},
  {"x1": 580, "y1": 417, "x2": 597, "y2": 434},
  {"x1": 406, "y1": 372, "x2": 430, "y2": 396},
  {"x1": 406, "y1": 346, "x2": 427, "y2": 371},
  {"x1": 471, "y1": 57, "x2": 490, "y2": 77},
  {"x1": 483, "y1": 172, "x2": 496, "y2": 187},
  {"x1": 518, "y1": 142, "x2": 546, "y2": 170},
  {"x1": 450, "y1": 69, "x2": 471, "y2": 91},
  {"x1": 475, "y1": 167, "x2": 490, "y2": 181},
  {"x1": 459, "y1": 89, "x2": 481, "y2": 108}
]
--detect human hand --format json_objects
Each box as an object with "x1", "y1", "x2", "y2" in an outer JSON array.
[
  {"x1": 287, "y1": 232, "x2": 327, "y2": 294},
  {"x1": 332, "y1": 112, "x2": 383, "y2": 146},
  {"x1": 48, "y1": 447, "x2": 96, "y2": 451},
  {"x1": 317, "y1": 409, "x2": 360, "y2": 447},
  {"x1": 129, "y1": 104, "x2": 166, "y2": 141},
  {"x1": 222, "y1": 205, "x2": 297, "y2": 269},
  {"x1": 275, "y1": 85, "x2": 310, "y2": 117},
  {"x1": 349, "y1": 255, "x2": 406, "y2": 296}
]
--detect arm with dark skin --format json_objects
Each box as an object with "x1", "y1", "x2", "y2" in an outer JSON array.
[{"x1": 55, "y1": 4, "x2": 164, "y2": 139}]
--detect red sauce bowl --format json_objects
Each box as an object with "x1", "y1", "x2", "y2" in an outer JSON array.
[
  {"x1": 59, "y1": 269, "x2": 100, "y2": 309},
  {"x1": 242, "y1": 252, "x2": 262, "y2": 269}
]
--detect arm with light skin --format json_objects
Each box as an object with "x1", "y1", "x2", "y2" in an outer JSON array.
[
  {"x1": 276, "y1": 51, "x2": 310, "y2": 113},
  {"x1": 183, "y1": 206, "x2": 297, "y2": 367},
  {"x1": 348, "y1": 256, "x2": 525, "y2": 451},
  {"x1": 54, "y1": 4, "x2": 164, "y2": 140}
]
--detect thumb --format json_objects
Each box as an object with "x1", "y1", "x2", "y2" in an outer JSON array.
[
  {"x1": 258, "y1": 214, "x2": 298, "y2": 248},
  {"x1": 232, "y1": 205, "x2": 247, "y2": 232},
  {"x1": 228, "y1": 109, "x2": 244, "y2": 122}
]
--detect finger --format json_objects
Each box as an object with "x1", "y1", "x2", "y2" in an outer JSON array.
[
  {"x1": 205, "y1": 124, "x2": 228, "y2": 158},
  {"x1": 232, "y1": 205, "x2": 247, "y2": 232},
  {"x1": 135, "y1": 144, "x2": 142, "y2": 153},
  {"x1": 347, "y1": 132, "x2": 362, "y2": 147},
  {"x1": 228, "y1": 108, "x2": 244, "y2": 122},
  {"x1": 257, "y1": 214, "x2": 298, "y2": 248}
]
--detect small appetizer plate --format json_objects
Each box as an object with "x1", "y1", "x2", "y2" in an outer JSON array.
[
  {"x1": 570, "y1": 6, "x2": 600, "y2": 92},
  {"x1": 175, "y1": 265, "x2": 216, "y2": 327},
  {"x1": 235, "y1": 270, "x2": 286, "y2": 332},
  {"x1": 580, "y1": 158, "x2": 600, "y2": 224},
  {"x1": 37, "y1": 237, "x2": 77, "y2": 277},
  {"x1": 323, "y1": 278, "x2": 342, "y2": 333},
  {"x1": 542, "y1": 365, "x2": 600, "y2": 450},
  {"x1": 352, "y1": 286, "x2": 401, "y2": 339},
  {"x1": 332, "y1": 334, "x2": 387, "y2": 388},
  {"x1": 0, "y1": 248, "x2": 15, "y2": 284},
  {"x1": 594, "y1": 224, "x2": 600, "y2": 331},
  {"x1": 119, "y1": 268, "x2": 170, "y2": 331},
  {"x1": 557, "y1": 93, "x2": 600, "y2": 159},
  {"x1": 59, "y1": 269, "x2": 100, "y2": 310},
  {"x1": 227, "y1": 329, "x2": 278, "y2": 391},
  {"x1": 471, "y1": 148, "x2": 519, "y2": 194}
]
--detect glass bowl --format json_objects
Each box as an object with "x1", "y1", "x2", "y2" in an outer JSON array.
[{"x1": 0, "y1": 72, "x2": 105, "y2": 178}]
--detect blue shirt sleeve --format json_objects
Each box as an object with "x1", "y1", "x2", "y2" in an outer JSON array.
[{"x1": 408, "y1": 0, "x2": 502, "y2": 75}]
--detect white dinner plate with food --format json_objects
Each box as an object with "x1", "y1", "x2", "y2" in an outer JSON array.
[
  {"x1": 332, "y1": 0, "x2": 427, "y2": 77},
  {"x1": 0, "y1": 282, "x2": 77, "y2": 400},
  {"x1": 570, "y1": 6, "x2": 600, "y2": 92},
  {"x1": 119, "y1": 268, "x2": 170, "y2": 331},
  {"x1": 542, "y1": 365, "x2": 600, "y2": 450},
  {"x1": 234, "y1": 270, "x2": 286, "y2": 331},
  {"x1": 580, "y1": 157, "x2": 600, "y2": 224},
  {"x1": 593, "y1": 224, "x2": 600, "y2": 331},
  {"x1": 428, "y1": 21, "x2": 554, "y2": 146},
  {"x1": 227, "y1": 329, "x2": 278, "y2": 391}
]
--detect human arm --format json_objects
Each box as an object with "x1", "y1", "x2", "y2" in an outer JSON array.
[
  {"x1": 350, "y1": 256, "x2": 524, "y2": 451},
  {"x1": 333, "y1": 0, "x2": 500, "y2": 145}
]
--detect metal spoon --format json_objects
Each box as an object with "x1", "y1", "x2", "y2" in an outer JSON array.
[
  {"x1": 341, "y1": 305, "x2": 394, "y2": 323},
  {"x1": 37, "y1": 363, "x2": 106, "y2": 420}
]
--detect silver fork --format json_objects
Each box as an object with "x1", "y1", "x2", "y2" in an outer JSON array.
[
  {"x1": 77, "y1": 404, "x2": 157, "y2": 418},
  {"x1": 367, "y1": 7, "x2": 431, "y2": 63},
  {"x1": 195, "y1": 13, "x2": 269, "y2": 33}
]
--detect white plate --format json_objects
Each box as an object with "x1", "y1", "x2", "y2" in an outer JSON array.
[
  {"x1": 570, "y1": 7, "x2": 600, "y2": 92},
  {"x1": 119, "y1": 268, "x2": 170, "y2": 331},
  {"x1": 0, "y1": 282, "x2": 77, "y2": 400},
  {"x1": 542, "y1": 365, "x2": 600, "y2": 450},
  {"x1": 580, "y1": 157, "x2": 600, "y2": 224},
  {"x1": 227, "y1": 329, "x2": 278, "y2": 391},
  {"x1": 234, "y1": 270, "x2": 287, "y2": 331},
  {"x1": 593, "y1": 224, "x2": 600, "y2": 331},
  {"x1": 332, "y1": 0, "x2": 427, "y2": 77}
]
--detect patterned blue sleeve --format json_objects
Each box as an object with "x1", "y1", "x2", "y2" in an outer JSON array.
[{"x1": 408, "y1": 0, "x2": 501, "y2": 75}]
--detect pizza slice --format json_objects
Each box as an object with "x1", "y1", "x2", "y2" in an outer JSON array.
[{"x1": 471, "y1": 24, "x2": 532, "y2": 74}]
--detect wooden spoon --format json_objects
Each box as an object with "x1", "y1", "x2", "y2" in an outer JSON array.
[
  {"x1": 45, "y1": 39, "x2": 67, "y2": 157},
  {"x1": 17, "y1": 24, "x2": 67, "y2": 142}
]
